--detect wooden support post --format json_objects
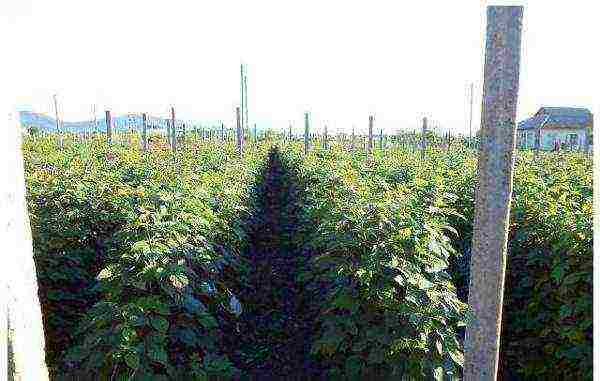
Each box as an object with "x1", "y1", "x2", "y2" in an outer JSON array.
[
  {"x1": 304, "y1": 112, "x2": 310, "y2": 155},
  {"x1": 105, "y1": 110, "x2": 112, "y2": 145},
  {"x1": 584, "y1": 118, "x2": 591, "y2": 154},
  {"x1": 368, "y1": 116, "x2": 374, "y2": 158},
  {"x1": 236, "y1": 107, "x2": 243, "y2": 156},
  {"x1": 421, "y1": 117, "x2": 427, "y2": 160},
  {"x1": 2, "y1": 108, "x2": 50, "y2": 381},
  {"x1": 221, "y1": 122, "x2": 225, "y2": 142},
  {"x1": 165, "y1": 119, "x2": 171, "y2": 148},
  {"x1": 469, "y1": 82, "x2": 474, "y2": 149},
  {"x1": 379, "y1": 128, "x2": 383, "y2": 150},
  {"x1": 351, "y1": 126, "x2": 355, "y2": 151},
  {"x1": 323, "y1": 125, "x2": 328, "y2": 150},
  {"x1": 464, "y1": 6, "x2": 523, "y2": 381},
  {"x1": 240, "y1": 64, "x2": 245, "y2": 133},
  {"x1": 254, "y1": 123, "x2": 257, "y2": 144},
  {"x1": 289, "y1": 123, "x2": 293, "y2": 140},
  {"x1": 170, "y1": 107, "x2": 177, "y2": 152},
  {"x1": 244, "y1": 74, "x2": 249, "y2": 133},
  {"x1": 142, "y1": 113, "x2": 148, "y2": 151},
  {"x1": 534, "y1": 127, "x2": 541, "y2": 157},
  {"x1": 53, "y1": 94, "x2": 63, "y2": 149}
]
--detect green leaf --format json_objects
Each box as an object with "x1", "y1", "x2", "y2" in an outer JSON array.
[
  {"x1": 151, "y1": 316, "x2": 169, "y2": 333},
  {"x1": 132, "y1": 241, "x2": 151, "y2": 254},
  {"x1": 198, "y1": 313, "x2": 218, "y2": 329},
  {"x1": 124, "y1": 351, "x2": 140, "y2": 369},
  {"x1": 345, "y1": 355, "x2": 362, "y2": 378},
  {"x1": 448, "y1": 349, "x2": 464, "y2": 367},
  {"x1": 147, "y1": 344, "x2": 168, "y2": 365},
  {"x1": 97, "y1": 265, "x2": 115, "y2": 280},
  {"x1": 331, "y1": 292, "x2": 357, "y2": 311}
]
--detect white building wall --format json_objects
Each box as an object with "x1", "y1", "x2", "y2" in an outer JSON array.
[{"x1": 540, "y1": 128, "x2": 587, "y2": 150}]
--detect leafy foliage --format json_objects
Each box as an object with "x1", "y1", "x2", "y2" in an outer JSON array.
[{"x1": 23, "y1": 135, "x2": 592, "y2": 380}]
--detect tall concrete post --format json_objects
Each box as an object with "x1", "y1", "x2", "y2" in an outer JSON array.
[
  {"x1": 304, "y1": 112, "x2": 310, "y2": 155},
  {"x1": 170, "y1": 107, "x2": 177, "y2": 152},
  {"x1": 53, "y1": 94, "x2": 63, "y2": 149},
  {"x1": 236, "y1": 107, "x2": 243, "y2": 156},
  {"x1": 421, "y1": 117, "x2": 427, "y2": 160},
  {"x1": 367, "y1": 116, "x2": 374, "y2": 158},
  {"x1": 105, "y1": 110, "x2": 112, "y2": 145},
  {"x1": 142, "y1": 113, "x2": 148, "y2": 152},
  {"x1": 464, "y1": 6, "x2": 523, "y2": 381},
  {"x1": 2, "y1": 109, "x2": 50, "y2": 381}
]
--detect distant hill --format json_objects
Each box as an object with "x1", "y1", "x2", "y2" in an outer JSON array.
[{"x1": 19, "y1": 111, "x2": 234, "y2": 134}]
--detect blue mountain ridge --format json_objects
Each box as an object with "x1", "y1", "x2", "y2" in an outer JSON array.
[{"x1": 19, "y1": 111, "x2": 240, "y2": 134}]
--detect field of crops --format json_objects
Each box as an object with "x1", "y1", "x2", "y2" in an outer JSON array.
[{"x1": 23, "y1": 134, "x2": 592, "y2": 380}]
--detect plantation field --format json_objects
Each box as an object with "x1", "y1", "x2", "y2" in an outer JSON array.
[{"x1": 22, "y1": 134, "x2": 592, "y2": 380}]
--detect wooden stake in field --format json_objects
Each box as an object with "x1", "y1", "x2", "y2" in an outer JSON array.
[
  {"x1": 367, "y1": 115, "x2": 374, "y2": 158},
  {"x1": 240, "y1": 64, "x2": 245, "y2": 133},
  {"x1": 534, "y1": 127, "x2": 541, "y2": 157},
  {"x1": 53, "y1": 94, "x2": 63, "y2": 149},
  {"x1": 221, "y1": 122, "x2": 225, "y2": 142},
  {"x1": 304, "y1": 112, "x2": 310, "y2": 155},
  {"x1": 464, "y1": 6, "x2": 523, "y2": 381},
  {"x1": 379, "y1": 128, "x2": 383, "y2": 150},
  {"x1": 236, "y1": 107, "x2": 243, "y2": 156},
  {"x1": 323, "y1": 125, "x2": 328, "y2": 150},
  {"x1": 105, "y1": 110, "x2": 112, "y2": 145},
  {"x1": 469, "y1": 82, "x2": 474, "y2": 149},
  {"x1": 244, "y1": 74, "x2": 249, "y2": 134},
  {"x1": 420, "y1": 117, "x2": 427, "y2": 160},
  {"x1": 141, "y1": 113, "x2": 148, "y2": 151},
  {"x1": 170, "y1": 107, "x2": 177, "y2": 152}
]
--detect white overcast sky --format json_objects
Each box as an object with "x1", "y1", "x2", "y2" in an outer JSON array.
[{"x1": 1, "y1": 0, "x2": 598, "y2": 134}]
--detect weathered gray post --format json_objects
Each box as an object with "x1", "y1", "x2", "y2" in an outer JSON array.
[
  {"x1": 244, "y1": 74, "x2": 249, "y2": 133},
  {"x1": 142, "y1": 113, "x2": 148, "y2": 152},
  {"x1": 464, "y1": 6, "x2": 523, "y2": 381},
  {"x1": 221, "y1": 122, "x2": 225, "y2": 142},
  {"x1": 584, "y1": 117, "x2": 591, "y2": 154},
  {"x1": 53, "y1": 94, "x2": 63, "y2": 149},
  {"x1": 254, "y1": 123, "x2": 257, "y2": 144},
  {"x1": 289, "y1": 123, "x2": 293, "y2": 140},
  {"x1": 304, "y1": 112, "x2": 310, "y2": 155},
  {"x1": 236, "y1": 107, "x2": 243, "y2": 156},
  {"x1": 2, "y1": 108, "x2": 50, "y2": 381},
  {"x1": 105, "y1": 110, "x2": 112, "y2": 145},
  {"x1": 367, "y1": 116, "x2": 374, "y2": 158},
  {"x1": 534, "y1": 127, "x2": 541, "y2": 157},
  {"x1": 469, "y1": 82, "x2": 474, "y2": 149},
  {"x1": 165, "y1": 119, "x2": 171, "y2": 148},
  {"x1": 323, "y1": 125, "x2": 328, "y2": 150},
  {"x1": 170, "y1": 107, "x2": 177, "y2": 152},
  {"x1": 351, "y1": 126, "x2": 355, "y2": 151},
  {"x1": 420, "y1": 117, "x2": 427, "y2": 160},
  {"x1": 379, "y1": 128, "x2": 383, "y2": 150}
]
